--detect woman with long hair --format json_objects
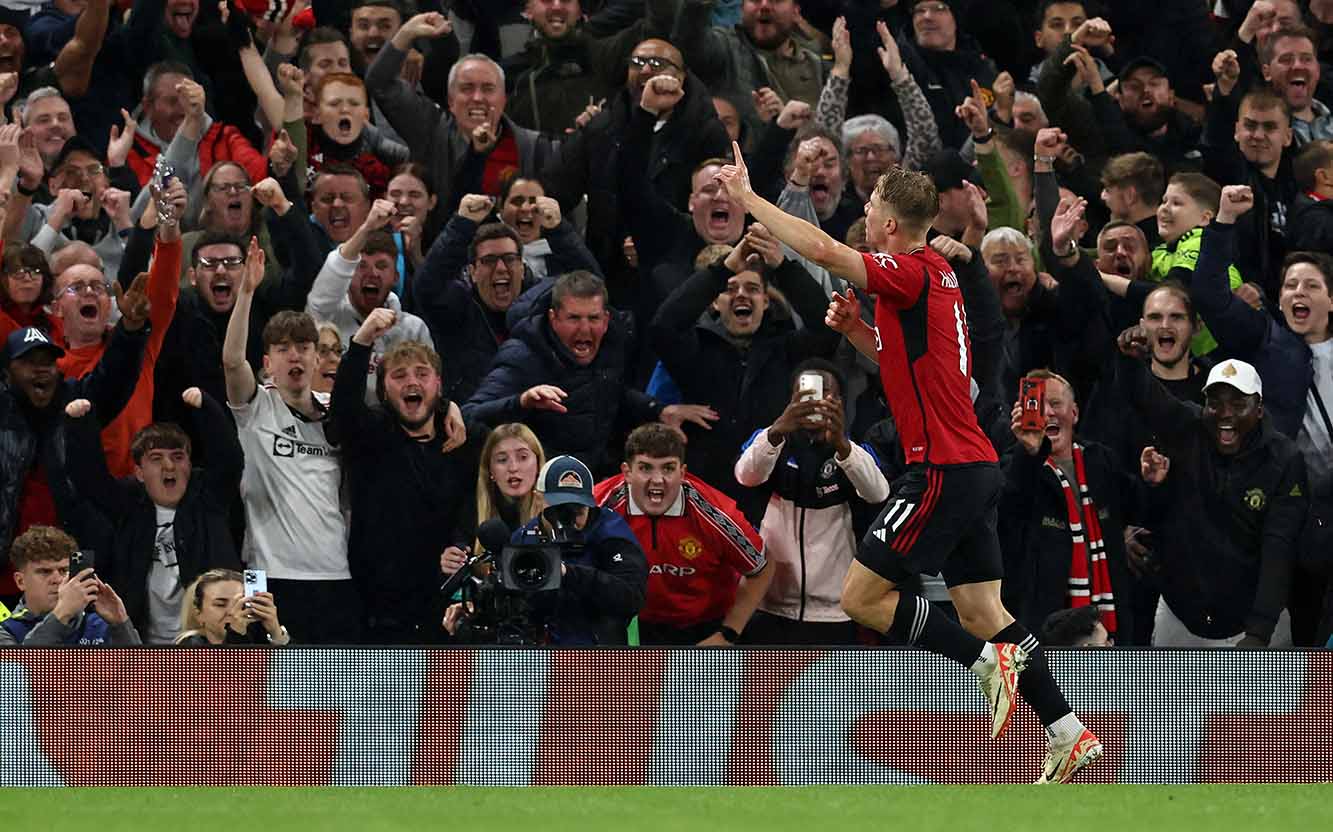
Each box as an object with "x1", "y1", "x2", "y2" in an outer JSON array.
[
  {"x1": 441, "y1": 424, "x2": 548, "y2": 637},
  {"x1": 439, "y1": 424, "x2": 546, "y2": 577},
  {"x1": 0, "y1": 244, "x2": 57, "y2": 341},
  {"x1": 175, "y1": 569, "x2": 290, "y2": 646}
]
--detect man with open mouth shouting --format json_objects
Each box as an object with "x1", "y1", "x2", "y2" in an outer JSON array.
[
  {"x1": 331, "y1": 307, "x2": 472, "y2": 644},
  {"x1": 223, "y1": 236, "x2": 357, "y2": 646},
  {"x1": 307, "y1": 195, "x2": 433, "y2": 404},
  {"x1": 52, "y1": 176, "x2": 187, "y2": 479},
  {"x1": 649, "y1": 222, "x2": 839, "y2": 520},
  {"x1": 1116, "y1": 331, "x2": 1306, "y2": 650},
  {"x1": 0, "y1": 286, "x2": 152, "y2": 606},
  {"x1": 464, "y1": 269, "x2": 717, "y2": 476}
]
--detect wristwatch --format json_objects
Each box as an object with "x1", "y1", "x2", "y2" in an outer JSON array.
[
  {"x1": 717, "y1": 625, "x2": 741, "y2": 644},
  {"x1": 1053, "y1": 240, "x2": 1078, "y2": 258},
  {"x1": 973, "y1": 127, "x2": 995, "y2": 144}
]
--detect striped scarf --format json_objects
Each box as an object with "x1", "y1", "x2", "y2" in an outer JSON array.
[{"x1": 1045, "y1": 444, "x2": 1118, "y2": 637}]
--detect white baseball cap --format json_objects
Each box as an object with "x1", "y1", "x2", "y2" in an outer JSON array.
[{"x1": 1204, "y1": 359, "x2": 1263, "y2": 397}]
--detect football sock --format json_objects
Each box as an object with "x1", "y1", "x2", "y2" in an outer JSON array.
[
  {"x1": 885, "y1": 590, "x2": 988, "y2": 669},
  {"x1": 991, "y1": 621, "x2": 1075, "y2": 729}
]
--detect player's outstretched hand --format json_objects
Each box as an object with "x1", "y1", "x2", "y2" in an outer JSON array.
[{"x1": 713, "y1": 141, "x2": 753, "y2": 203}]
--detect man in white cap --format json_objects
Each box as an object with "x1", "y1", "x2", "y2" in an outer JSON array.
[{"x1": 1118, "y1": 328, "x2": 1308, "y2": 648}]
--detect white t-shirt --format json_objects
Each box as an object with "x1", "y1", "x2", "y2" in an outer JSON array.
[
  {"x1": 145, "y1": 505, "x2": 183, "y2": 645},
  {"x1": 230, "y1": 385, "x2": 350, "y2": 580}
]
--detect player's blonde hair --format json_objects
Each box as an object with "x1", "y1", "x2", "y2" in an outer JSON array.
[{"x1": 871, "y1": 167, "x2": 939, "y2": 237}]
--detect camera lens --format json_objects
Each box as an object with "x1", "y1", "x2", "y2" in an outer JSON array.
[{"x1": 509, "y1": 550, "x2": 550, "y2": 589}]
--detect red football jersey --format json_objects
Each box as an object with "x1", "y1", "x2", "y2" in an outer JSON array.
[
  {"x1": 594, "y1": 473, "x2": 766, "y2": 628},
  {"x1": 860, "y1": 249, "x2": 997, "y2": 466}
]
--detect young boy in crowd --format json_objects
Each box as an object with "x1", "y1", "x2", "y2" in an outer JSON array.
[
  {"x1": 0, "y1": 526, "x2": 140, "y2": 646},
  {"x1": 309, "y1": 73, "x2": 409, "y2": 197},
  {"x1": 1151, "y1": 172, "x2": 1245, "y2": 355},
  {"x1": 594, "y1": 423, "x2": 771, "y2": 646},
  {"x1": 63, "y1": 388, "x2": 244, "y2": 645}
]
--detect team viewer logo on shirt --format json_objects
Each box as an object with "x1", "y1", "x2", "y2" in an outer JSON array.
[{"x1": 272, "y1": 433, "x2": 331, "y2": 458}]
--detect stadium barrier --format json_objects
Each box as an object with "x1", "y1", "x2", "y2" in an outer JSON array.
[{"x1": 2, "y1": 648, "x2": 1329, "y2": 786}]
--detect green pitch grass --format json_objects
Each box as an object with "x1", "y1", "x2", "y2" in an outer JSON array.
[{"x1": 6, "y1": 785, "x2": 1331, "y2": 831}]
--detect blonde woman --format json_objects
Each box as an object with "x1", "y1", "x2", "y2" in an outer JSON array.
[
  {"x1": 175, "y1": 569, "x2": 290, "y2": 646},
  {"x1": 439, "y1": 424, "x2": 546, "y2": 577}
]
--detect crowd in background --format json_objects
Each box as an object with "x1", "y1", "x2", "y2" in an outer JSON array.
[{"x1": 0, "y1": 0, "x2": 1331, "y2": 650}]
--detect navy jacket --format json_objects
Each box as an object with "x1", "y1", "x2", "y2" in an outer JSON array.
[
  {"x1": 462, "y1": 280, "x2": 663, "y2": 475},
  {"x1": 513, "y1": 508, "x2": 647, "y2": 646}
]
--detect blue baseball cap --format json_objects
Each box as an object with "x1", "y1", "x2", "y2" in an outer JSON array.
[
  {"x1": 536, "y1": 455, "x2": 597, "y2": 508},
  {"x1": 5, "y1": 327, "x2": 64, "y2": 365}
]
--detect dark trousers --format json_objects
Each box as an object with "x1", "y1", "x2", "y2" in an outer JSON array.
[
  {"x1": 267, "y1": 578, "x2": 363, "y2": 645},
  {"x1": 638, "y1": 619, "x2": 722, "y2": 646},
  {"x1": 740, "y1": 610, "x2": 862, "y2": 645}
]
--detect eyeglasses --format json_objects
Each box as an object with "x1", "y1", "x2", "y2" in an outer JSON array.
[
  {"x1": 196, "y1": 255, "x2": 245, "y2": 271},
  {"x1": 57, "y1": 163, "x2": 104, "y2": 179},
  {"x1": 209, "y1": 182, "x2": 250, "y2": 195},
  {"x1": 913, "y1": 1, "x2": 951, "y2": 15},
  {"x1": 317, "y1": 344, "x2": 344, "y2": 359},
  {"x1": 62, "y1": 280, "x2": 109, "y2": 296},
  {"x1": 6, "y1": 268, "x2": 42, "y2": 282},
  {"x1": 850, "y1": 144, "x2": 894, "y2": 159},
  {"x1": 629, "y1": 55, "x2": 681, "y2": 72},
  {"x1": 476, "y1": 253, "x2": 522, "y2": 268}
]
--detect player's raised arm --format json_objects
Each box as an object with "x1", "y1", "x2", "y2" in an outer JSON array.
[{"x1": 715, "y1": 141, "x2": 869, "y2": 289}]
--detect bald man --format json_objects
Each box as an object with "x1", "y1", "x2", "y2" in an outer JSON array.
[{"x1": 542, "y1": 36, "x2": 733, "y2": 317}]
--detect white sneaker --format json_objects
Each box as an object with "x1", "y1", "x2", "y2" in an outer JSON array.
[
  {"x1": 977, "y1": 642, "x2": 1027, "y2": 739},
  {"x1": 1036, "y1": 728, "x2": 1104, "y2": 784}
]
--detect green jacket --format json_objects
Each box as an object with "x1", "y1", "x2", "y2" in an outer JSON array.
[{"x1": 1150, "y1": 227, "x2": 1243, "y2": 356}]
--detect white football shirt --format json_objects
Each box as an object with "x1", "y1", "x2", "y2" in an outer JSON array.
[{"x1": 230, "y1": 385, "x2": 350, "y2": 580}]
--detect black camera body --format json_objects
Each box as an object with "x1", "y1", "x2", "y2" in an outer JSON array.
[{"x1": 446, "y1": 519, "x2": 576, "y2": 645}]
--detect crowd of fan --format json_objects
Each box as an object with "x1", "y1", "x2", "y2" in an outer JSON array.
[{"x1": 0, "y1": 0, "x2": 1331, "y2": 650}]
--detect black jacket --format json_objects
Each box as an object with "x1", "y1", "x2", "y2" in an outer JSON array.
[
  {"x1": 0, "y1": 321, "x2": 148, "y2": 559},
  {"x1": 462, "y1": 280, "x2": 663, "y2": 475},
  {"x1": 543, "y1": 71, "x2": 731, "y2": 276},
  {"x1": 65, "y1": 392, "x2": 243, "y2": 634},
  {"x1": 412, "y1": 214, "x2": 563, "y2": 404},
  {"x1": 1118, "y1": 352, "x2": 1307, "y2": 642},
  {"x1": 1202, "y1": 85, "x2": 1299, "y2": 298},
  {"x1": 617, "y1": 106, "x2": 715, "y2": 284},
  {"x1": 1288, "y1": 194, "x2": 1333, "y2": 253},
  {"x1": 154, "y1": 203, "x2": 324, "y2": 430},
  {"x1": 503, "y1": 0, "x2": 676, "y2": 135},
  {"x1": 897, "y1": 32, "x2": 998, "y2": 151},
  {"x1": 649, "y1": 260, "x2": 839, "y2": 516},
  {"x1": 999, "y1": 437, "x2": 1142, "y2": 644},
  {"x1": 331, "y1": 342, "x2": 482, "y2": 630}
]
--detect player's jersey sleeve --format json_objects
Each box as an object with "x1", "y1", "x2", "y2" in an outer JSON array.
[{"x1": 860, "y1": 251, "x2": 927, "y2": 309}]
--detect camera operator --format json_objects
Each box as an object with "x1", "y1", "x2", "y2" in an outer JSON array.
[
  {"x1": 445, "y1": 455, "x2": 648, "y2": 645},
  {"x1": 0, "y1": 526, "x2": 141, "y2": 646}
]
